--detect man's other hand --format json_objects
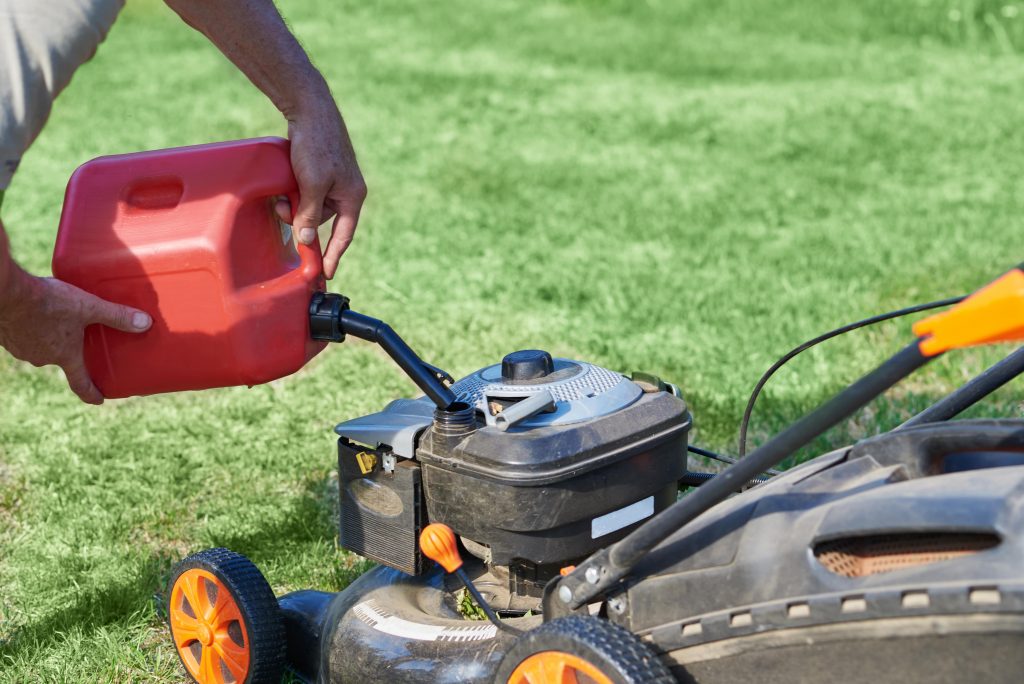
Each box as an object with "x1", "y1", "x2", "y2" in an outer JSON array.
[
  {"x1": 0, "y1": 268, "x2": 151, "y2": 404},
  {"x1": 276, "y1": 101, "x2": 366, "y2": 280},
  {"x1": 164, "y1": 0, "x2": 367, "y2": 281}
]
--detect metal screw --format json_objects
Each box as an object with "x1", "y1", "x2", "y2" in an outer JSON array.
[
  {"x1": 558, "y1": 585, "x2": 573, "y2": 604},
  {"x1": 607, "y1": 597, "x2": 626, "y2": 614},
  {"x1": 585, "y1": 567, "x2": 600, "y2": 584}
]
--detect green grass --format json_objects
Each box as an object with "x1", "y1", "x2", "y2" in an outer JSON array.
[{"x1": 3, "y1": 0, "x2": 1024, "y2": 679}]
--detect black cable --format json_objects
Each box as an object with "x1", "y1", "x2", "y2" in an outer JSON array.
[
  {"x1": 611, "y1": 341, "x2": 931, "y2": 573},
  {"x1": 554, "y1": 341, "x2": 935, "y2": 613},
  {"x1": 687, "y1": 444, "x2": 736, "y2": 465},
  {"x1": 738, "y1": 295, "x2": 965, "y2": 457},
  {"x1": 687, "y1": 444, "x2": 780, "y2": 476}
]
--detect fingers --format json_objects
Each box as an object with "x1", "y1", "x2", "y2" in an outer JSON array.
[
  {"x1": 293, "y1": 184, "x2": 329, "y2": 246},
  {"x1": 62, "y1": 359, "x2": 104, "y2": 405},
  {"x1": 323, "y1": 200, "x2": 362, "y2": 279},
  {"x1": 274, "y1": 198, "x2": 292, "y2": 225},
  {"x1": 274, "y1": 198, "x2": 336, "y2": 232},
  {"x1": 87, "y1": 295, "x2": 151, "y2": 334}
]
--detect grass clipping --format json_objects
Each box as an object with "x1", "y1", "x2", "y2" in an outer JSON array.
[{"x1": 457, "y1": 588, "x2": 489, "y2": 621}]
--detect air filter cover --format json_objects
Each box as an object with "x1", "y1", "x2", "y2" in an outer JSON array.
[{"x1": 450, "y1": 354, "x2": 643, "y2": 428}]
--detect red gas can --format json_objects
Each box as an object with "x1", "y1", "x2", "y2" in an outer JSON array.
[{"x1": 52, "y1": 137, "x2": 326, "y2": 398}]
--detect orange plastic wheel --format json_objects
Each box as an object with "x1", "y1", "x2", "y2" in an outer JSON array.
[
  {"x1": 167, "y1": 548, "x2": 284, "y2": 684},
  {"x1": 508, "y1": 650, "x2": 614, "y2": 684},
  {"x1": 170, "y1": 568, "x2": 251, "y2": 683},
  {"x1": 496, "y1": 615, "x2": 674, "y2": 684}
]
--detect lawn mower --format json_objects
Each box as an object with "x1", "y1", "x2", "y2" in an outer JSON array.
[{"x1": 165, "y1": 266, "x2": 1024, "y2": 684}]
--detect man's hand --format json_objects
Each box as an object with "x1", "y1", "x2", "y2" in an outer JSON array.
[
  {"x1": 0, "y1": 265, "x2": 151, "y2": 404},
  {"x1": 164, "y1": 0, "x2": 366, "y2": 279},
  {"x1": 277, "y1": 100, "x2": 366, "y2": 279}
]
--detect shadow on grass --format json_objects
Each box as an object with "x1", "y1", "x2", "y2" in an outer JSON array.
[
  {"x1": 0, "y1": 472, "x2": 361, "y2": 667},
  {"x1": 4, "y1": 381, "x2": 1018, "y2": 666},
  {"x1": 0, "y1": 550, "x2": 173, "y2": 663}
]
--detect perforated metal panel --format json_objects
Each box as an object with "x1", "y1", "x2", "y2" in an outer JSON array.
[{"x1": 815, "y1": 533, "x2": 999, "y2": 578}]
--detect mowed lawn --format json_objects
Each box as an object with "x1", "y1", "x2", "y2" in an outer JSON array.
[{"x1": 3, "y1": 0, "x2": 1024, "y2": 679}]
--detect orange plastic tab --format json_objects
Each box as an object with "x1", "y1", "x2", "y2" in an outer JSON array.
[
  {"x1": 559, "y1": 565, "x2": 576, "y2": 577},
  {"x1": 914, "y1": 268, "x2": 1024, "y2": 357},
  {"x1": 420, "y1": 523, "x2": 463, "y2": 573}
]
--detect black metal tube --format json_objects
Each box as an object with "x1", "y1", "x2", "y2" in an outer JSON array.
[
  {"x1": 900, "y1": 346, "x2": 1024, "y2": 428},
  {"x1": 548, "y1": 343, "x2": 932, "y2": 616},
  {"x1": 339, "y1": 310, "x2": 457, "y2": 410},
  {"x1": 608, "y1": 341, "x2": 930, "y2": 571}
]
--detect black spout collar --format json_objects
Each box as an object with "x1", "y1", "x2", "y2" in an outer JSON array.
[{"x1": 309, "y1": 292, "x2": 350, "y2": 342}]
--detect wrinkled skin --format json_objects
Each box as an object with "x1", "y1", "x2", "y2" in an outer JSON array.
[
  {"x1": 277, "y1": 101, "x2": 367, "y2": 279},
  {"x1": 0, "y1": 243, "x2": 151, "y2": 404}
]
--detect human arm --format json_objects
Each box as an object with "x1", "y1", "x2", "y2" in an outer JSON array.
[
  {"x1": 0, "y1": 220, "x2": 152, "y2": 404},
  {"x1": 163, "y1": 0, "x2": 366, "y2": 279}
]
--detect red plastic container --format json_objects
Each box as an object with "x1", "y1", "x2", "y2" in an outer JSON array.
[{"x1": 52, "y1": 137, "x2": 326, "y2": 398}]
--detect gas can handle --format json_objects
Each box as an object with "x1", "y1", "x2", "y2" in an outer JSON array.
[
  {"x1": 286, "y1": 189, "x2": 325, "y2": 282},
  {"x1": 235, "y1": 139, "x2": 325, "y2": 291},
  {"x1": 241, "y1": 190, "x2": 325, "y2": 294}
]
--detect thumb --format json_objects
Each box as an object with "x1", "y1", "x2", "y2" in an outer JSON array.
[
  {"x1": 88, "y1": 295, "x2": 152, "y2": 333},
  {"x1": 292, "y1": 184, "x2": 327, "y2": 246},
  {"x1": 62, "y1": 359, "x2": 104, "y2": 405}
]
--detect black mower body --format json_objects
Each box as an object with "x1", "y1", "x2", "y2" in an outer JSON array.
[
  {"x1": 624, "y1": 420, "x2": 1024, "y2": 682},
  {"x1": 278, "y1": 420, "x2": 1024, "y2": 683}
]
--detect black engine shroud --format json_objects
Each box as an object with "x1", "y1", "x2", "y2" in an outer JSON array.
[{"x1": 334, "y1": 351, "x2": 691, "y2": 579}]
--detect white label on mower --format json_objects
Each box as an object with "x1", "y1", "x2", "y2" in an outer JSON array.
[
  {"x1": 591, "y1": 496, "x2": 654, "y2": 538},
  {"x1": 352, "y1": 599, "x2": 498, "y2": 642}
]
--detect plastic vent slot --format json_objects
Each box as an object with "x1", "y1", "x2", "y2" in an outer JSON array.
[{"x1": 814, "y1": 533, "x2": 999, "y2": 578}]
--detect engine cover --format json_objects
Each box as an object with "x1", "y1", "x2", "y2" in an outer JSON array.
[
  {"x1": 334, "y1": 350, "x2": 690, "y2": 575},
  {"x1": 419, "y1": 351, "x2": 690, "y2": 567}
]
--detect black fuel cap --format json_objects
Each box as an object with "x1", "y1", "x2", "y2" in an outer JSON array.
[{"x1": 502, "y1": 349, "x2": 554, "y2": 382}]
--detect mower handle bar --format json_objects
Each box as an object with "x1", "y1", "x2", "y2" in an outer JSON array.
[{"x1": 546, "y1": 263, "x2": 1024, "y2": 617}]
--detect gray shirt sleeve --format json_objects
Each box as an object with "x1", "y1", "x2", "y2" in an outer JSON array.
[{"x1": 0, "y1": 0, "x2": 125, "y2": 190}]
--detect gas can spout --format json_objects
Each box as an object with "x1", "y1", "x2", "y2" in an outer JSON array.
[{"x1": 309, "y1": 292, "x2": 458, "y2": 410}]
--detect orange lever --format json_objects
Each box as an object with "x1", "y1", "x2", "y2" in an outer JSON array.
[
  {"x1": 914, "y1": 267, "x2": 1024, "y2": 357},
  {"x1": 420, "y1": 523, "x2": 463, "y2": 573}
]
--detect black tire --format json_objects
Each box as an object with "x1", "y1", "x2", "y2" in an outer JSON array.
[
  {"x1": 495, "y1": 615, "x2": 675, "y2": 684},
  {"x1": 167, "y1": 547, "x2": 285, "y2": 684}
]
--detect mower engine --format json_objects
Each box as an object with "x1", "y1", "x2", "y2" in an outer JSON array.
[{"x1": 334, "y1": 349, "x2": 691, "y2": 608}]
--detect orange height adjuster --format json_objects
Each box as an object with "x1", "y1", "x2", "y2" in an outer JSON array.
[
  {"x1": 914, "y1": 266, "x2": 1024, "y2": 357},
  {"x1": 420, "y1": 523, "x2": 463, "y2": 573}
]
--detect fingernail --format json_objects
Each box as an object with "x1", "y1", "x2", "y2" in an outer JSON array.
[
  {"x1": 299, "y1": 228, "x2": 317, "y2": 244},
  {"x1": 132, "y1": 312, "x2": 151, "y2": 330}
]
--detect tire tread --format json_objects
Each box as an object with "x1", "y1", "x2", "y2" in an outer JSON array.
[
  {"x1": 497, "y1": 614, "x2": 675, "y2": 684},
  {"x1": 168, "y1": 547, "x2": 285, "y2": 684}
]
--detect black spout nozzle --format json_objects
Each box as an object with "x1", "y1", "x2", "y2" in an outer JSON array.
[{"x1": 309, "y1": 292, "x2": 458, "y2": 411}]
